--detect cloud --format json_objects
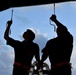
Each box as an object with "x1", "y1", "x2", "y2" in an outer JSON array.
[
  {"x1": 15, "y1": 14, "x2": 31, "y2": 25},
  {"x1": 19, "y1": 28, "x2": 48, "y2": 50},
  {"x1": 65, "y1": 1, "x2": 76, "y2": 11},
  {"x1": 0, "y1": 41, "x2": 14, "y2": 75},
  {"x1": 28, "y1": 28, "x2": 48, "y2": 50},
  {"x1": 0, "y1": 49, "x2": 14, "y2": 75},
  {"x1": 71, "y1": 42, "x2": 76, "y2": 68}
]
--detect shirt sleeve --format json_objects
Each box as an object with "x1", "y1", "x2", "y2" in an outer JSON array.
[{"x1": 6, "y1": 37, "x2": 20, "y2": 48}]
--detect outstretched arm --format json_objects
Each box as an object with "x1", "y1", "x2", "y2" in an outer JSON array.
[
  {"x1": 50, "y1": 14, "x2": 67, "y2": 29},
  {"x1": 4, "y1": 20, "x2": 12, "y2": 40}
]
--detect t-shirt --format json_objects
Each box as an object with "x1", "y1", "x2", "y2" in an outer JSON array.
[{"x1": 7, "y1": 37, "x2": 39, "y2": 67}]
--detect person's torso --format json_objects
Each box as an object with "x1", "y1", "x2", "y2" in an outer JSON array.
[{"x1": 47, "y1": 37, "x2": 73, "y2": 65}]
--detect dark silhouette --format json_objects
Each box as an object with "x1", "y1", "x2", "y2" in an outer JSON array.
[
  {"x1": 4, "y1": 20, "x2": 40, "y2": 75},
  {"x1": 40, "y1": 15, "x2": 73, "y2": 75}
]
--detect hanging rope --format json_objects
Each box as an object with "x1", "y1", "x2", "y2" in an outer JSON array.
[
  {"x1": 6, "y1": 9, "x2": 13, "y2": 35},
  {"x1": 49, "y1": 3, "x2": 56, "y2": 32}
]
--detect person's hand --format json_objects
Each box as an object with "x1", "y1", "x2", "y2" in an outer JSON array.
[
  {"x1": 36, "y1": 60, "x2": 43, "y2": 70},
  {"x1": 50, "y1": 14, "x2": 57, "y2": 22},
  {"x1": 7, "y1": 19, "x2": 12, "y2": 27},
  {"x1": 36, "y1": 63, "x2": 41, "y2": 70},
  {"x1": 40, "y1": 60, "x2": 43, "y2": 70}
]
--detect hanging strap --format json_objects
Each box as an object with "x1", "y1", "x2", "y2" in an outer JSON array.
[{"x1": 50, "y1": 3, "x2": 56, "y2": 32}]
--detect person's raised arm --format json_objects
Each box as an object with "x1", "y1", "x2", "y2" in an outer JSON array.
[
  {"x1": 4, "y1": 20, "x2": 12, "y2": 40},
  {"x1": 50, "y1": 14, "x2": 66, "y2": 28}
]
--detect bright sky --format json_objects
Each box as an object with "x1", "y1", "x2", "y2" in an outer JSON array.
[{"x1": 0, "y1": 1, "x2": 76, "y2": 75}]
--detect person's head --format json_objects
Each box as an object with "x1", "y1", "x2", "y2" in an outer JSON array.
[{"x1": 23, "y1": 29, "x2": 35, "y2": 42}]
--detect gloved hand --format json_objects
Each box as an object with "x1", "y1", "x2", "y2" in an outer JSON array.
[
  {"x1": 50, "y1": 14, "x2": 57, "y2": 22},
  {"x1": 40, "y1": 60, "x2": 43, "y2": 70},
  {"x1": 36, "y1": 60, "x2": 43, "y2": 70},
  {"x1": 7, "y1": 19, "x2": 12, "y2": 27},
  {"x1": 36, "y1": 63, "x2": 41, "y2": 70}
]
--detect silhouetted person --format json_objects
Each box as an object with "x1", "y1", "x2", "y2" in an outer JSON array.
[
  {"x1": 40, "y1": 15, "x2": 73, "y2": 75},
  {"x1": 4, "y1": 20, "x2": 40, "y2": 75}
]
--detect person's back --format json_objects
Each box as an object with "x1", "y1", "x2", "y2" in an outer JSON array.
[
  {"x1": 12, "y1": 40, "x2": 39, "y2": 66},
  {"x1": 41, "y1": 15, "x2": 73, "y2": 75},
  {"x1": 46, "y1": 35, "x2": 73, "y2": 66},
  {"x1": 45, "y1": 24, "x2": 73, "y2": 65}
]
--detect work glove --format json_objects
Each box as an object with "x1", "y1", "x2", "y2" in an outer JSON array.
[
  {"x1": 50, "y1": 14, "x2": 57, "y2": 22},
  {"x1": 7, "y1": 19, "x2": 12, "y2": 27}
]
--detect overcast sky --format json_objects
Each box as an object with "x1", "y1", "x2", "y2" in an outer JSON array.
[{"x1": 0, "y1": 1, "x2": 76, "y2": 75}]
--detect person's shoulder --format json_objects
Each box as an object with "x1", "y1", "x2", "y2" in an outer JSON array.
[
  {"x1": 8, "y1": 37, "x2": 20, "y2": 41},
  {"x1": 48, "y1": 38, "x2": 56, "y2": 42},
  {"x1": 33, "y1": 42, "x2": 38, "y2": 46},
  {"x1": 33, "y1": 42, "x2": 39, "y2": 48}
]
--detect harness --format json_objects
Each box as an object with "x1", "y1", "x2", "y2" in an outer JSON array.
[
  {"x1": 51, "y1": 62, "x2": 71, "y2": 69},
  {"x1": 14, "y1": 62, "x2": 30, "y2": 70}
]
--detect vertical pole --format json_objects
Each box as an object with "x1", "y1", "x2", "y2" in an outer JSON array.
[
  {"x1": 9, "y1": 9, "x2": 13, "y2": 35},
  {"x1": 54, "y1": 3, "x2": 55, "y2": 15},
  {"x1": 11, "y1": 9, "x2": 13, "y2": 21}
]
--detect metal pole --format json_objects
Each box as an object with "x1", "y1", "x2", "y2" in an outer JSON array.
[
  {"x1": 9, "y1": 9, "x2": 13, "y2": 35},
  {"x1": 54, "y1": 3, "x2": 55, "y2": 15},
  {"x1": 11, "y1": 9, "x2": 13, "y2": 21}
]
